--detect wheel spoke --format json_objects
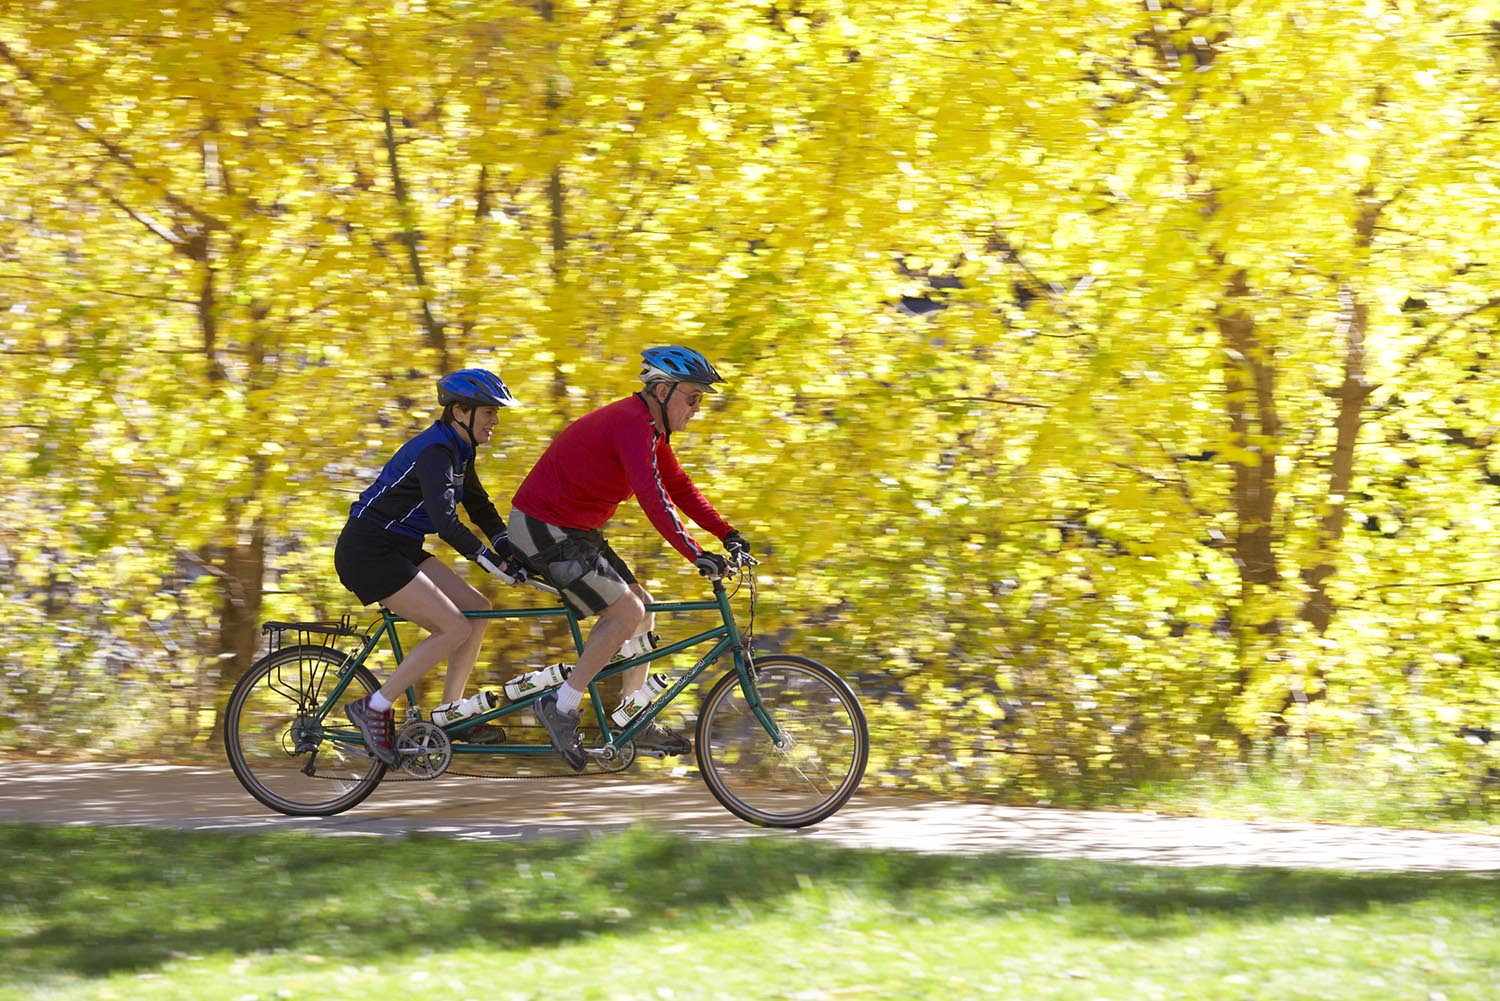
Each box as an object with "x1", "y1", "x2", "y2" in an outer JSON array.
[
  {"x1": 225, "y1": 647, "x2": 386, "y2": 816},
  {"x1": 696, "y1": 656, "x2": 868, "y2": 828}
]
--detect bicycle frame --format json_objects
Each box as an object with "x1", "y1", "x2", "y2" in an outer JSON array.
[{"x1": 313, "y1": 575, "x2": 780, "y2": 759}]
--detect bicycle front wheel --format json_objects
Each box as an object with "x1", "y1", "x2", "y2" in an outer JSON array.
[
  {"x1": 696, "y1": 654, "x2": 868, "y2": 828},
  {"x1": 224, "y1": 644, "x2": 386, "y2": 816}
]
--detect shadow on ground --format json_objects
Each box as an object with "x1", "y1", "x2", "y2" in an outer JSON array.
[{"x1": 3, "y1": 822, "x2": 1497, "y2": 981}]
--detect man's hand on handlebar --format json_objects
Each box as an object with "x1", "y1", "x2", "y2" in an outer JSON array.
[
  {"x1": 723, "y1": 531, "x2": 759, "y2": 569},
  {"x1": 694, "y1": 551, "x2": 730, "y2": 579}
]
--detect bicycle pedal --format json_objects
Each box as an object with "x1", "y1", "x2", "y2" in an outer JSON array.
[{"x1": 586, "y1": 744, "x2": 637, "y2": 764}]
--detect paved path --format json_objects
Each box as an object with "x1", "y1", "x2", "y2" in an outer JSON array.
[{"x1": 3, "y1": 759, "x2": 1500, "y2": 873}]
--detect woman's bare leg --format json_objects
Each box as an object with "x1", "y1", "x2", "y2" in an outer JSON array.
[
  {"x1": 415, "y1": 557, "x2": 493, "y2": 703},
  {"x1": 375, "y1": 569, "x2": 472, "y2": 702}
]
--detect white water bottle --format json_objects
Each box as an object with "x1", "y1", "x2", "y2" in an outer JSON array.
[
  {"x1": 610, "y1": 631, "x2": 659, "y2": 663},
  {"x1": 504, "y1": 663, "x2": 572, "y2": 702},
  {"x1": 610, "y1": 672, "x2": 670, "y2": 727},
  {"x1": 433, "y1": 690, "x2": 500, "y2": 727}
]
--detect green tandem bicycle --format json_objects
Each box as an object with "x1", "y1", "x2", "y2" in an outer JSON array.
[{"x1": 223, "y1": 555, "x2": 869, "y2": 828}]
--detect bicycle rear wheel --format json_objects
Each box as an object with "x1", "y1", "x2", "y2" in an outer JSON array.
[
  {"x1": 696, "y1": 654, "x2": 868, "y2": 828},
  {"x1": 224, "y1": 644, "x2": 386, "y2": 816}
]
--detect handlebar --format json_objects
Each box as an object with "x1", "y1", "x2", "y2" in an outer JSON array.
[
  {"x1": 524, "y1": 575, "x2": 562, "y2": 597},
  {"x1": 701, "y1": 550, "x2": 758, "y2": 581},
  {"x1": 519, "y1": 550, "x2": 757, "y2": 595}
]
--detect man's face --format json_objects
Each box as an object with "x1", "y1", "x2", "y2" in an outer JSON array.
[{"x1": 663, "y1": 383, "x2": 709, "y2": 433}]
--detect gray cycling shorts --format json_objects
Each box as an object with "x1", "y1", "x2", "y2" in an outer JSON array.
[{"x1": 507, "y1": 509, "x2": 636, "y2": 618}]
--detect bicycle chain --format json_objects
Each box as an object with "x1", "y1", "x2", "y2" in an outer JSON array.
[
  {"x1": 372, "y1": 766, "x2": 623, "y2": 782},
  {"x1": 320, "y1": 695, "x2": 687, "y2": 783},
  {"x1": 307, "y1": 756, "x2": 635, "y2": 782},
  {"x1": 429, "y1": 742, "x2": 649, "y2": 781},
  {"x1": 327, "y1": 734, "x2": 645, "y2": 782}
]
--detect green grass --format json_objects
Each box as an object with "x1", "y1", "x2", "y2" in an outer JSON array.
[
  {"x1": 1, "y1": 823, "x2": 1498, "y2": 1000},
  {"x1": 1104, "y1": 762, "x2": 1500, "y2": 832}
]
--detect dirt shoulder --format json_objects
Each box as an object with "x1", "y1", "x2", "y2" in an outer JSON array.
[{"x1": 4, "y1": 758, "x2": 1500, "y2": 872}]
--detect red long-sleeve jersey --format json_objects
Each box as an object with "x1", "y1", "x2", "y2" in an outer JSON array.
[{"x1": 512, "y1": 395, "x2": 733, "y2": 562}]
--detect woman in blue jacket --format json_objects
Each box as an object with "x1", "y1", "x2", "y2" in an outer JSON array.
[{"x1": 336, "y1": 368, "x2": 521, "y2": 765}]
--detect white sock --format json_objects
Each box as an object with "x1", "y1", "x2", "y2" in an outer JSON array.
[
  {"x1": 369, "y1": 691, "x2": 393, "y2": 712},
  {"x1": 555, "y1": 683, "x2": 582, "y2": 715}
]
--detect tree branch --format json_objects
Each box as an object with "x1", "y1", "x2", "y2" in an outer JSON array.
[
  {"x1": 1366, "y1": 577, "x2": 1500, "y2": 591},
  {"x1": 1404, "y1": 297, "x2": 1500, "y2": 369},
  {"x1": 0, "y1": 39, "x2": 222, "y2": 236},
  {"x1": 925, "y1": 395, "x2": 1048, "y2": 408}
]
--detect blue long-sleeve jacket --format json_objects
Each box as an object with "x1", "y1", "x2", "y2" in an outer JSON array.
[{"x1": 348, "y1": 421, "x2": 506, "y2": 558}]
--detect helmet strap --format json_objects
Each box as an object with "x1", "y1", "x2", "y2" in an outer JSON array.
[
  {"x1": 450, "y1": 403, "x2": 479, "y2": 446},
  {"x1": 640, "y1": 383, "x2": 676, "y2": 442}
]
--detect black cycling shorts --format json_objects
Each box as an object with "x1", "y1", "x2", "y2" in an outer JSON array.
[{"x1": 334, "y1": 517, "x2": 438, "y2": 606}]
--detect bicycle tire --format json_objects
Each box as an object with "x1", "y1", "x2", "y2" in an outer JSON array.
[
  {"x1": 695, "y1": 654, "x2": 868, "y2": 828},
  {"x1": 224, "y1": 644, "x2": 387, "y2": 816}
]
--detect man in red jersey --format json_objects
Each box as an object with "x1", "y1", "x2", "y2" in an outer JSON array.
[{"x1": 508, "y1": 346, "x2": 750, "y2": 770}]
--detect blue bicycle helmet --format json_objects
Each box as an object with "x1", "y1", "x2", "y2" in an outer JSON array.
[
  {"x1": 640, "y1": 346, "x2": 724, "y2": 393},
  {"x1": 437, "y1": 368, "x2": 519, "y2": 409}
]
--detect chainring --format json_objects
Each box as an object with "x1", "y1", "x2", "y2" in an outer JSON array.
[
  {"x1": 396, "y1": 721, "x2": 452, "y2": 779},
  {"x1": 590, "y1": 739, "x2": 638, "y2": 774}
]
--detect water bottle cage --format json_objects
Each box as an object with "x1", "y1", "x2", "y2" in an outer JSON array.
[{"x1": 610, "y1": 698, "x2": 649, "y2": 728}]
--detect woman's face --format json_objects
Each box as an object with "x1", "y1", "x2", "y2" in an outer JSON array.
[{"x1": 458, "y1": 405, "x2": 501, "y2": 445}]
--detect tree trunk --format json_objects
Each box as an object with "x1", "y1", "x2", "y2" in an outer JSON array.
[
  {"x1": 548, "y1": 165, "x2": 567, "y2": 280},
  {"x1": 1219, "y1": 268, "x2": 1280, "y2": 593},
  {"x1": 205, "y1": 520, "x2": 266, "y2": 745},
  {"x1": 542, "y1": 0, "x2": 570, "y2": 413},
  {"x1": 381, "y1": 106, "x2": 447, "y2": 366},
  {"x1": 1301, "y1": 285, "x2": 1375, "y2": 632}
]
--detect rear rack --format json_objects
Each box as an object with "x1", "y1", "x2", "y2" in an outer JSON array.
[
  {"x1": 261, "y1": 613, "x2": 366, "y2": 653},
  {"x1": 256, "y1": 614, "x2": 367, "y2": 716}
]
